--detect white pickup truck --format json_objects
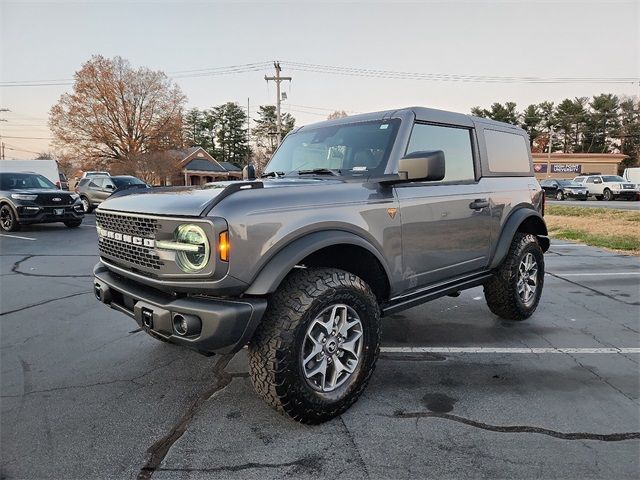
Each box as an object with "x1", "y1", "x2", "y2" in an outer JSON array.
[{"x1": 572, "y1": 174, "x2": 639, "y2": 201}]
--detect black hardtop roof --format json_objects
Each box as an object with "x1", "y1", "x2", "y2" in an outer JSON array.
[{"x1": 295, "y1": 106, "x2": 523, "y2": 133}]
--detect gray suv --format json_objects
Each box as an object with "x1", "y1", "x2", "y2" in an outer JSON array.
[
  {"x1": 77, "y1": 175, "x2": 146, "y2": 212},
  {"x1": 93, "y1": 107, "x2": 549, "y2": 424}
]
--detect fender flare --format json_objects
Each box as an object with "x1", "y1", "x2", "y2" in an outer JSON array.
[
  {"x1": 489, "y1": 208, "x2": 549, "y2": 269},
  {"x1": 244, "y1": 230, "x2": 391, "y2": 296}
]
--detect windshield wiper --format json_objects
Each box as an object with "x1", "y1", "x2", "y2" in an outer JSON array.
[
  {"x1": 260, "y1": 171, "x2": 285, "y2": 178},
  {"x1": 295, "y1": 168, "x2": 341, "y2": 176}
]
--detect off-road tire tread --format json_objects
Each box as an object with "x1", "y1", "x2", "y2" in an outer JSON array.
[
  {"x1": 483, "y1": 233, "x2": 544, "y2": 321},
  {"x1": 248, "y1": 267, "x2": 381, "y2": 424}
]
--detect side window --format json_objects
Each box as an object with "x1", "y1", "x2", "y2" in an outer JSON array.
[
  {"x1": 89, "y1": 178, "x2": 101, "y2": 188},
  {"x1": 484, "y1": 129, "x2": 530, "y2": 173},
  {"x1": 585, "y1": 177, "x2": 595, "y2": 184},
  {"x1": 406, "y1": 123, "x2": 475, "y2": 182}
]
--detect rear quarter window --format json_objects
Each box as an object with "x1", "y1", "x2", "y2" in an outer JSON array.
[{"x1": 484, "y1": 129, "x2": 531, "y2": 173}]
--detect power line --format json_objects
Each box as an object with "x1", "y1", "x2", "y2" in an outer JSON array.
[
  {"x1": 281, "y1": 61, "x2": 639, "y2": 85},
  {"x1": 0, "y1": 135, "x2": 53, "y2": 140}
]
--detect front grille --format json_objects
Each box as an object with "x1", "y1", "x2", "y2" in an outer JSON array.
[
  {"x1": 99, "y1": 237, "x2": 163, "y2": 270},
  {"x1": 35, "y1": 194, "x2": 74, "y2": 206},
  {"x1": 95, "y1": 211, "x2": 160, "y2": 238}
]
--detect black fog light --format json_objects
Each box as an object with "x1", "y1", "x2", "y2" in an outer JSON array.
[
  {"x1": 141, "y1": 308, "x2": 154, "y2": 328},
  {"x1": 172, "y1": 314, "x2": 202, "y2": 336},
  {"x1": 94, "y1": 284, "x2": 102, "y2": 301}
]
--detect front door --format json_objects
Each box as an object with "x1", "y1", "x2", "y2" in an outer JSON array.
[{"x1": 395, "y1": 123, "x2": 492, "y2": 290}]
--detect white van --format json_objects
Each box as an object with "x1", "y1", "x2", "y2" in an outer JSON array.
[
  {"x1": 0, "y1": 159, "x2": 68, "y2": 190},
  {"x1": 623, "y1": 167, "x2": 640, "y2": 185}
]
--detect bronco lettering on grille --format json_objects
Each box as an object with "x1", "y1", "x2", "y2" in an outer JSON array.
[{"x1": 97, "y1": 227, "x2": 155, "y2": 247}]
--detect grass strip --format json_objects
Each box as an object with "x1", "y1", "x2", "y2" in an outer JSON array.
[{"x1": 544, "y1": 205, "x2": 640, "y2": 254}]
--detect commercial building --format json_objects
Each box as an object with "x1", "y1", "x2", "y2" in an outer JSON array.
[{"x1": 532, "y1": 153, "x2": 627, "y2": 180}]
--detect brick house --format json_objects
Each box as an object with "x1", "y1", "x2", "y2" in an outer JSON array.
[{"x1": 167, "y1": 147, "x2": 243, "y2": 186}]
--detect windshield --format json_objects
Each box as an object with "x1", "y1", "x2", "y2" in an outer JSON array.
[
  {"x1": 602, "y1": 176, "x2": 626, "y2": 182},
  {"x1": 264, "y1": 119, "x2": 400, "y2": 176},
  {"x1": 113, "y1": 177, "x2": 145, "y2": 187},
  {"x1": 0, "y1": 173, "x2": 56, "y2": 190},
  {"x1": 558, "y1": 180, "x2": 582, "y2": 187}
]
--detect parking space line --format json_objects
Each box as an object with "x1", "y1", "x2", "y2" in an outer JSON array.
[
  {"x1": 380, "y1": 347, "x2": 640, "y2": 354},
  {"x1": 552, "y1": 272, "x2": 640, "y2": 277},
  {"x1": 0, "y1": 234, "x2": 36, "y2": 241}
]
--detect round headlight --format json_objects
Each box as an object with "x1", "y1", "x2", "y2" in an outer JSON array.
[{"x1": 174, "y1": 224, "x2": 210, "y2": 272}]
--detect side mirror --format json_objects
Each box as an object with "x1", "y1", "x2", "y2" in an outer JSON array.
[
  {"x1": 243, "y1": 164, "x2": 256, "y2": 181},
  {"x1": 398, "y1": 150, "x2": 445, "y2": 182},
  {"x1": 105, "y1": 184, "x2": 114, "y2": 190}
]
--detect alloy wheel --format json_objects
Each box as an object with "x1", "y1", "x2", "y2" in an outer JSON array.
[
  {"x1": 301, "y1": 304, "x2": 363, "y2": 392},
  {"x1": 0, "y1": 206, "x2": 14, "y2": 231},
  {"x1": 517, "y1": 253, "x2": 539, "y2": 307}
]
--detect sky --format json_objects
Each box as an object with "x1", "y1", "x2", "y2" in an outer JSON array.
[{"x1": 0, "y1": 0, "x2": 638, "y2": 159}]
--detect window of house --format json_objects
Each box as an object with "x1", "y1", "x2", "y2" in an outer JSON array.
[{"x1": 406, "y1": 123, "x2": 475, "y2": 182}]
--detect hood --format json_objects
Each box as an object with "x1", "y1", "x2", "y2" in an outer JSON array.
[
  {"x1": 98, "y1": 178, "x2": 337, "y2": 217},
  {"x1": 10, "y1": 188, "x2": 69, "y2": 194}
]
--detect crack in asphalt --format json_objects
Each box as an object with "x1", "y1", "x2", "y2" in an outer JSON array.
[
  {"x1": 546, "y1": 271, "x2": 640, "y2": 306},
  {"x1": 136, "y1": 354, "x2": 240, "y2": 480},
  {"x1": 0, "y1": 356, "x2": 181, "y2": 399},
  {"x1": 154, "y1": 455, "x2": 323, "y2": 474},
  {"x1": 388, "y1": 411, "x2": 640, "y2": 441},
  {"x1": 10, "y1": 254, "x2": 93, "y2": 278},
  {"x1": 529, "y1": 326, "x2": 637, "y2": 403},
  {"x1": 339, "y1": 417, "x2": 370, "y2": 479},
  {"x1": 0, "y1": 291, "x2": 92, "y2": 316}
]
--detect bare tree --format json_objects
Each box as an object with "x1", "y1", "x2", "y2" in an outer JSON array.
[
  {"x1": 327, "y1": 110, "x2": 348, "y2": 120},
  {"x1": 49, "y1": 55, "x2": 186, "y2": 171}
]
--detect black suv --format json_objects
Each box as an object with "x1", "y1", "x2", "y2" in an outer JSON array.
[
  {"x1": 77, "y1": 175, "x2": 147, "y2": 213},
  {"x1": 0, "y1": 172, "x2": 84, "y2": 231}
]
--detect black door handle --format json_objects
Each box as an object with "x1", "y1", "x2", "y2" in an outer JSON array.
[{"x1": 469, "y1": 199, "x2": 489, "y2": 210}]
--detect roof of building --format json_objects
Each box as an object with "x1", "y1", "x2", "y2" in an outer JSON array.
[
  {"x1": 184, "y1": 158, "x2": 226, "y2": 172},
  {"x1": 217, "y1": 161, "x2": 242, "y2": 172}
]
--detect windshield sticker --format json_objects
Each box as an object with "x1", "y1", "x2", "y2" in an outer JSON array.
[
  {"x1": 379, "y1": 124, "x2": 389, "y2": 129},
  {"x1": 352, "y1": 166, "x2": 368, "y2": 171}
]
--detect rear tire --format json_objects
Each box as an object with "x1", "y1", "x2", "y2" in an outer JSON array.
[
  {"x1": 484, "y1": 233, "x2": 544, "y2": 321},
  {"x1": 248, "y1": 268, "x2": 381, "y2": 424},
  {"x1": 595, "y1": 195, "x2": 603, "y2": 201},
  {"x1": 64, "y1": 219, "x2": 82, "y2": 228},
  {"x1": 0, "y1": 204, "x2": 20, "y2": 232}
]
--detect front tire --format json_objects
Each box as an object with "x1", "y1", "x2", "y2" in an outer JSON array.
[
  {"x1": 81, "y1": 196, "x2": 93, "y2": 213},
  {"x1": 483, "y1": 233, "x2": 544, "y2": 321},
  {"x1": 603, "y1": 189, "x2": 614, "y2": 201},
  {"x1": 0, "y1": 204, "x2": 20, "y2": 232},
  {"x1": 248, "y1": 268, "x2": 381, "y2": 424},
  {"x1": 556, "y1": 191, "x2": 565, "y2": 201}
]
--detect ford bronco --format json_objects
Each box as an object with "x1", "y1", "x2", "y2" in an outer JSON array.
[{"x1": 93, "y1": 107, "x2": 549, "y2": 423}]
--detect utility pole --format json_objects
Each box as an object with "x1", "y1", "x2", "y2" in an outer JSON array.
[
  {"x1": 264, "y1": 61, "x2": 291, "y2": 145},
  {"x1": 247, "y1": 97, "x2": 250, "y2": 147},
  {"x1": 0, "y1": 109, "x2": 8, "y2": 160},
  {"x1": 546, "y1": 124, "x2": 554, "y2": 177}
]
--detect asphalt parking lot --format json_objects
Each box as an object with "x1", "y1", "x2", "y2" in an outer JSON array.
[
  {"x1": 548, "y1": 199, "x2": 640, "y2": 210},
  {"x1": 1, "y1": 217, "x2": 639, "y2": 479}
]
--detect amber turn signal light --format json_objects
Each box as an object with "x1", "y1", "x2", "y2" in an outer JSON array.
[{"x1": 218, "y1": 231, "x2": 229, "y2": 261}]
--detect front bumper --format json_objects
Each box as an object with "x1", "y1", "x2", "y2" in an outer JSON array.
[
  {"x1": 564, "y1": 190, "x2": 588, "y2": 200},
  {"x1": 17, "y1": 203, "x2": 84, "y2": 224},
  {"x1": 93, "y1": 263, "x2": 267, "y2": 354},
  {"x1": 611, "y1": 189, "x2": 639, "y2": 199}
]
